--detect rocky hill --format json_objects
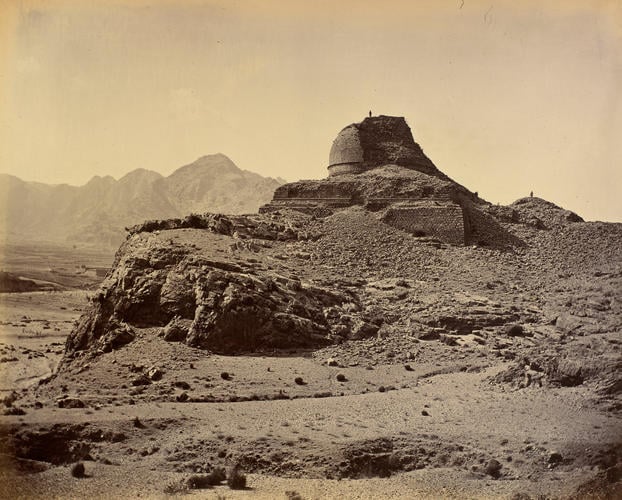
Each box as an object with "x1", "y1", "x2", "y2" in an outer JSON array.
[
  {"x1": 61, "y1": 201, "x2": 619, "y2": 360},
  {"x1": 2, "y1": 116, "x2": 620, "y2": 498},
  {"x1": 0, "y1": 154, "x2": 281, "y2": 248},
  {"x1": 13, "y1": 199, "x2": 619, "y2": 499}
]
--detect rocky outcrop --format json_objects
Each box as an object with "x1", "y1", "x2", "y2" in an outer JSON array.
[
  {"x1": 484, "y1": 197, "x2": 584, "y2": 230},
  {"x1": 60, "y1": 114, "x2": 605, "y2": 362},
  {"x1": 64, "y1": 213, "x2": 372, "y2": 356}
]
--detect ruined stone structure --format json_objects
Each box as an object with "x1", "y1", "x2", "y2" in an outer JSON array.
[
  {"x1": 328, "y1": 116, "x2": 441, "y2": 177},
  {"x1": 382, "y1": 202, "x2": 468, "y2": 246},
  {"x1": 260, "y1": 114, "x2": 484, "y2": 245}
]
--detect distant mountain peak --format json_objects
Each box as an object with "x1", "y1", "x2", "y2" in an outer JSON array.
[
  {"x1": 197, "y1": 152, "x2": 230, "y2": 161},
  {"x1": 169, "y1": 154, "x2": 242, "y2": 178},
  {"x1": 119, "y1": 168, "x2": 163, "y2": 183},
  {"x1": 85, "y1": 175, "x2": 116, "y2": 186},
  {"x1": 2, "y1": 155, "x2": 283, "y2": 248}
]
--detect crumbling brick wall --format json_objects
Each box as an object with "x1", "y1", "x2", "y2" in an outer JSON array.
[{"x1": 382, "y1": 202, "x2": 466, "y2": 245}]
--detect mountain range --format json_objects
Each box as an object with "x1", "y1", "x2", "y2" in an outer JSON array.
[{"x1": 0, "y1": 154, "x2": 283, "y2": 248}]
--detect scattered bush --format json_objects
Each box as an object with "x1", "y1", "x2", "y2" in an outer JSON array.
[
  {"x1": 505, "y1": 324, "x2": 525, "y2": 337},
  {"x1": 221, "y1": 372, "x2": 231, "y2": 380},
  {"x1": 336, "y1": 373, "x2": 347, "y2": 382},
  {"x1": 208, "y1": 467, "x2": 227, "y2": 485},
  {"x1": 163, "y1": 480, "x2": 188, "y2": 495},
  {"x1": 227, "y1": 466, "x2": 247, "y2": 489},
  {"x1": 185, "y1": 467, "x2": 227, "y2": 489},
  {"x1": 294, "y1": 377, "x2": 305, "y2": 385},
  {"x1": 312, "y1": 391, "x2": 332, "y2": 398},
  {"x1": 186, "y1": 474, "x2": 212, "y2": 489},
  {"x1": 70, "y1": 462, "x2": 85, "y2": 478},
  {"x1": 3, "y1": 406, "x2": 26, "y2": 415},
  {"x1": 3, "y1": 391, "x2": 18, "y2": 407},
  {"x1": 485, "y1": 458, "x2": 502, "y2": 478}
]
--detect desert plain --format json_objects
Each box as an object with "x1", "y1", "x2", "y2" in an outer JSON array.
[{"x1": 0, "y1": 198, "x2": 620, "y2": 499}]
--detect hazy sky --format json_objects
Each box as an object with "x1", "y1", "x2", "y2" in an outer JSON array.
[{"x1": 1, "y1": 0, "x2": 621, "y2": 221}]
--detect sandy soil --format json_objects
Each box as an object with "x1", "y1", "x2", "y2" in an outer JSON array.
[
  {"x1": 1, "y1": 310, "x2": 619, "y2": 498},
  {"x1": 0, "y1": 291, "x2": 88, "y2": 390},
  {"x1": 0, "y1": 209, "x2": 620, "y2": 499}
]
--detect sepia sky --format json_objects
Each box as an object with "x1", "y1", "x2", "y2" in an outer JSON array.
[{"x1": 0, "y1": 0, "x2": 621, "y2": 221}]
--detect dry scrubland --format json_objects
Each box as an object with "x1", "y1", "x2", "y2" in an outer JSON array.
[
  {"x1": 0, "y1": 199, "x2": 621, "y2": 499},
  {"x1": 0, "y1": 242, "x2": 113, "y2": 291}
]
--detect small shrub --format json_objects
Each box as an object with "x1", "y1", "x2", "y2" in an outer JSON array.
[
  {"x1": 3, "y1": 391, "x2": 18, "y2": 407},
  {"x1": 505, "y1": 324, "x2": 524, "y2": 337},
  {"x1": 221, "y1": 372, "x2": 231, "y2": 380},
  {"x1": 163, "y1": 480, "x2": 188, "y2": 495},
  {"x1": 3, "y1": 406, "x2": 26, "y2": 415},
  {"x1": 294, "y1": 377, "x2": 305, "y2": 385},
  {"x1": 70, "y1": 462, "x2": 85, "y2": 478},
  {"x1": 208, "y1": 466, "x2": 227, "y2": 484},
  {"x1": 336, "y1": 373, "x2": 347, "y2": 382},
  {"x1": 186, "y1": 474, "x2": 213, "y2": 489},
  {"x1": 227, "y1": 466, "x2": 247, "y2": 489},
  {"x1": 485, "y1": 459, "x2": 502, "y2": 478}
]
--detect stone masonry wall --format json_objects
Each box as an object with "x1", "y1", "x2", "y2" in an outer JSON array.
[{"x1": 382, "y1": 202, "x2": 466, "y2": 245}]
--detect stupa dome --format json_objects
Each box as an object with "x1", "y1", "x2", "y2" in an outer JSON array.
[{"x1": 327, "y1": 115, "x2": 439, "y2": 177}]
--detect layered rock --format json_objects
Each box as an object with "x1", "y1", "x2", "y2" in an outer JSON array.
[{"x1": 64, "y1": 213, "x2": 381, "y2": 357}]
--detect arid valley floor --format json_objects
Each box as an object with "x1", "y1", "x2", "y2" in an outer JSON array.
[{"x1": 0, "y1": 197, "x2": 621, "y2": 499}]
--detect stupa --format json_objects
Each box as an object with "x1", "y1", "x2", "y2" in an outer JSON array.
[
  {"x1": 260, "y1": 115, "x2": 483, "y2": 245},
  {"x1": 327, "y1": 115, "x2": 441, "y2": 177}
]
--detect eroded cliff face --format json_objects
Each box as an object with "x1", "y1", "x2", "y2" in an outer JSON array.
[{"x1": 65, "y1": 212, "x2": 381, "y2": 357}]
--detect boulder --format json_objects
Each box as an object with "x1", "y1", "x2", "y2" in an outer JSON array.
[{"x1": 56, "y1": 397, "x2": 86, "y2": 409}]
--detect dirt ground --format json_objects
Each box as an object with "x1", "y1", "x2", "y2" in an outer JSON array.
[
  {"x1": 0, "y1": 208, "x2": 620, "y2": 499},
  {"x1": 1, "y1": 288, "x2": 620, "y2": 499},
  {"x1": 0, "y1": 291, "x2": 88, "y2": 390}
]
